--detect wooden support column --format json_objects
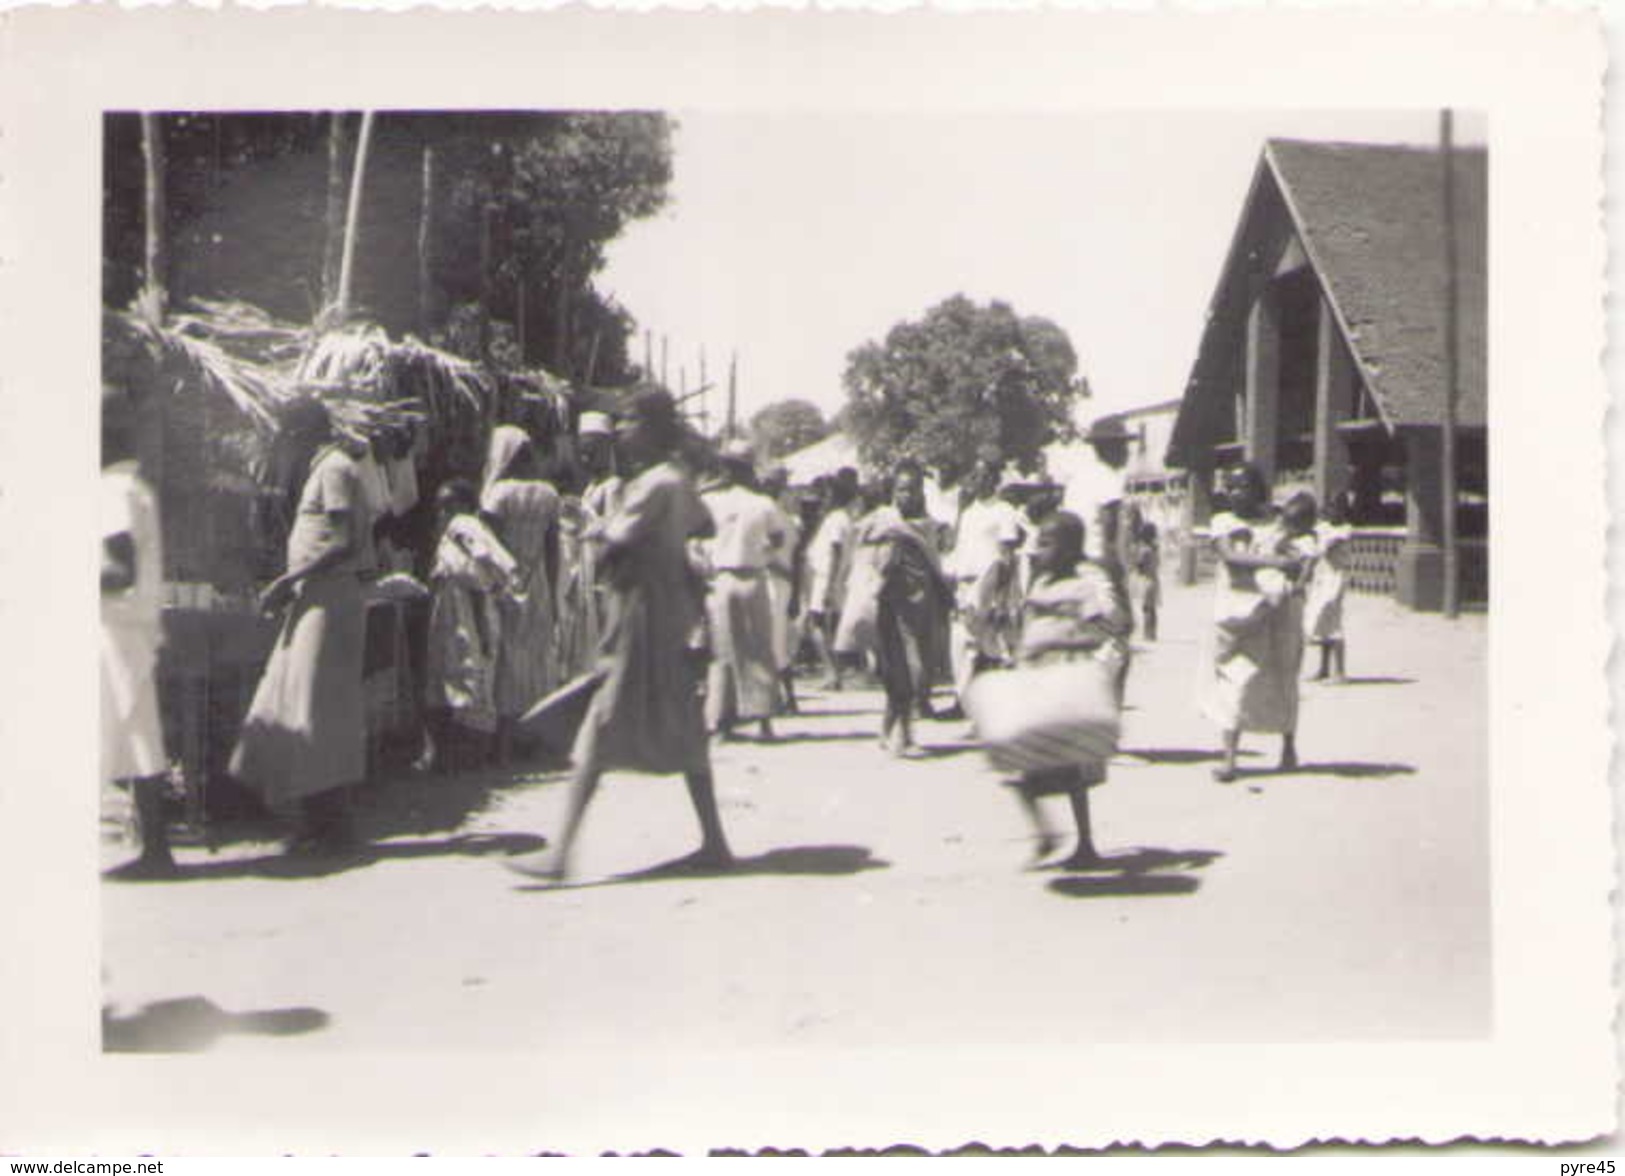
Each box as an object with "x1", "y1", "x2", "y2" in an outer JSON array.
[
  {"x1": 1313, "y1": 296, "x2": 1354, "y2": 505},
  {"x1": 1244, "y1": 288, "x2": 1280, "y2": 483},
  {"x1": 1396, "y1": 427, "x2": 1446, "y2": 611}
]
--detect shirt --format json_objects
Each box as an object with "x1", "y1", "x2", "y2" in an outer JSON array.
[
  {"x1": 951, "y1": 496, "x2": 1026, "y2": 580},
  {"x1": 702, "y1": 484, "x2": 788, "y2": 572},
  {"x1": 286, "y1": 445, "x2": 376, "y2": 578}
]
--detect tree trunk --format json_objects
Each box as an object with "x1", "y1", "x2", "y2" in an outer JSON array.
[
  {"x1": 553, "y1": 244, "x2": 573, "y2": 374},
  {"x1": 516, "y1": 276, "x2": 528, "y2": 366},
  {"x1": 478, "y1": 203, "x2": 493, "y2": 358},
  {"x1": 416, "y1": 144, "x2": 435, "y2": 337},
  {"x1": 335, "y1": 110, "x2": 376, "y2": 324},
  {"x1": 139, "y1": 113, "x2": 168, "y2": 323},
  {"x1": 321, "y1": 112, "x2": 349, "y2": 312}
]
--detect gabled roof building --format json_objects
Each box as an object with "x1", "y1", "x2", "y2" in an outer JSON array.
[{"x1": 1165, "y1": 138, "x2": 1488, "y2": 610}]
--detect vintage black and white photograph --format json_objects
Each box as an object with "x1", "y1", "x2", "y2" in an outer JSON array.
[
  {"x1": 1, "y1": 4, "x2": 1612, "y2": 1156},
  {"x1": 98, "y1": 106, "x2": 1496, "y2": 1057}
]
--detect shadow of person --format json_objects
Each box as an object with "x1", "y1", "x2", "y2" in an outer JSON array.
[
  {"x1": 1295, "y1": 761, "x2": 1418, "y2": 780},
  {"x1": 1049, "y1": 846, "x2": 1224, "y2": 875},
  {"x1": 1047, "y1": 874, "x2": 1201, "y2": 899},
  {"x1": 103, "y1": 996, "x2": 329, "y2": 1053},
  {"x1": 516, "y1": 844, "x2": 889, "y2": 892},
  {"x1": 765, "y1": 730, "x2": 885, "y2": 746},
  {"x1": 1326, "y1": 676, "x2": 1416, "y2": 687},
  {"x1": 1117, "y1": 748, "x2": 1260, "y2": 765},
  {"x1": 166, "y1": 832, "x2": 551, "y2": 882}
]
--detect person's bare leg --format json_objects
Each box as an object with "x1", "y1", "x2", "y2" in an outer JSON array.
[
  {"x1": 506, "y1": 759, "x2": 603, "y2": 881},
  {"x1": 1013, "y1": 784, "x2": 1059, "y2": 865},
  {"x1": 681, "y1": 765, "x2": 734, "y2": 868},
  {"x1": 1213, "y1": 729, "x2": 1241, "y2": 782},
  {"x1": 1057, "y1": 782, "x2": 1107, "y2": 870},
  {"x1": 1279, "y1": 732, "x2": 1299, "y2": 772},
  {"x1": 1331, "y1": 639, "x2": 1347, "y2": 683}
]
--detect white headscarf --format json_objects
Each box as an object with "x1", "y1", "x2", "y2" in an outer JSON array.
[{"x1": 481, "y1": 424, "x2": 532, "y2": 508}]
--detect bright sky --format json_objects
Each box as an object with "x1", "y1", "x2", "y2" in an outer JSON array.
[{"x1": 601, "y1": 110, "x2": 1487, "y2": 431}]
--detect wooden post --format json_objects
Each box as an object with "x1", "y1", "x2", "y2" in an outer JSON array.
[
  {"x1": 661, "y1": 336, "x2": 669, "y2": 389},
  {"x1": 335, "y1": 110, "x2": 376, "y2": 324},
  {"x1": 584, "y1": 328, "x2": 603, "y2": 386},
  {"x1": 416, "y1": 144, "x2": 435, "y2": 337},
  {"x1": 516, "y1": 277, "x2": 528, "y2": 366},
  {"x1": 727, "y1": 351, "x2": 738, "y2": 438},
  {"x1": 1440, "y1": 109, "x2": 1461, "y2": 618},
  {"x1": 322, "y1": 113, "x2": 350, "y2": 313},
  {"x1": 139, "y1": 113, "x2": 168, "y2": 323}
]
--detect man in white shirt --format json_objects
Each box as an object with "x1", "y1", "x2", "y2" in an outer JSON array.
[
  {"x1": 700, "y1": 441, "x2": 790, "y2": 740},
  {"x1": 948, "y1": 457, "x2": 1028, "y2": 707}
]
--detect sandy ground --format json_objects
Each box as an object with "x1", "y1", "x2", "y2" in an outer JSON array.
[{"x1": 102, "y1": 580, "x2": 1489, "y2": 1054}]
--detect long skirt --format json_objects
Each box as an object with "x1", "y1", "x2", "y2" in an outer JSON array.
[
  {"x1": 231, "y1": 573, "x2": 365, "y2": 807},
  {"x1": 1200, "y1": 588, "x2": 1303, "y2": 735},
  {"x1": 573, "y1": 582, "x2": 709, "y2": 777},
  {"x1": 705, "y1": 570, "x2": 781, "y2": 728},
  {"x1": 494, "y1": 573, "x2": 557, "y2": 719},
  {"x1": 101, "y1": 622, "x2": 165, "y2": 783},
  {"x1": 424, "y1": 583, "x2": 501, "y2": 734},
  {"x1": 766, "y1": 568, "x2": 796, "y2": 673}
]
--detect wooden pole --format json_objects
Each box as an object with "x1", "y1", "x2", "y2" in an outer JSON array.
[
  {"x1": 727, "y1": 351, "x2": 738, "y2": 438},
  {"x1": 322, "y1": 113, "x2": 350, "y2": 313},
  {"x1": 335, "y1": 110, "x2": 376, "y2": 324},
  {"x1": 139, "y1": 113, "x2": 168, "y2": 323},
  {"x1": 699, "y1": 348, "x2": 709, "y2": 437},
  {"x1": 1440, "y1": 109, "x2": 1461, "y2": 618},
  {"x1": 584, "y1": 328, "x2": 603, "y2": 386},
  {"x1": 644, "y1": 329, "x2": 653, "y2": 381},
  {"x1": 661, "y1": 335, "x2": 669, "y2": 390},
  {"x1": 416, "y1": 144, "x2": 435, "y2": 337}
]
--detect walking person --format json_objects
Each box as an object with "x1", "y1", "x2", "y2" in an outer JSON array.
[
  {"x1": 700, "y1": 440, "x2": 789, "y2": 741},
  {"x1": 480, "y1": 425, "x2": 562, "y2": 764},
  {"x1": 101, "y1": 382, "x2": 176, "y2": 879},
  {"x1": 948, "y1": 457, "x2": 1028, "y2": 710},
  {"x1": 981, "y1": 511, "x2": 1130, "y2": 869},
  {"x1": 507, "y1": 388, "x2": 733, "y2": 882},
  {"x1": 1201, "y1": 464, "x2": 1310, "y2": 783},
  {"x1": 869, "y1": 469, "x2": 956, "y2": 758},
  {"x1": 231, "y1": 397, "x2": 375, "y2": 854},
  {"x1": 760, "y1": 466, "x2": 803, "y2": 716},
  {"x1": 557, "y1": 411, "x2": 623, "y2": 680}
]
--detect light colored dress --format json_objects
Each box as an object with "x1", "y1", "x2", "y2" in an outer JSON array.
[
  {"x1": 700, "y1": 483, "x2": 787, "y2": 726},
  {"x1": 1302, "y1": 522, "x2": 1351, "y2": 641},
  {"x1": 765, "y1": 500, "x2": 800, "y2": 674},
  {"x1": 232, "y1": 444, "x2": 375, "y2": 806},
  {"x1": 573, "y1": 461, "x2": 713, "y2": 775},
  {"x1": 1199, "y1": 511, "x2": 1304, "y2": 735},
  {"x1": 482, "y1": 477, "x2": 561, "y2": 718},
  {"x1": 424, "y1": 514, "x2": 517, "y2": 734},
  {"x1": 101, "y1": 462, "x2": 166, "y2": 783}
]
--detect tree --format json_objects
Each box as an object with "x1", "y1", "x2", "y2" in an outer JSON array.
[
  {"x1": 841, "y1": 294, "x2": 1087, "y2": 485},
  {"x1": 749, "y1": 398, "x2": 830, "y2": 460}
]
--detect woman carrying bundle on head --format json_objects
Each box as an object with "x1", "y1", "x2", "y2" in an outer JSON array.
[
  {"x1": 967, "y1": 511, "x2": 1130, "y2": 869},
  {"x1": 480, "y1": 424, "x2": 562, "y2": 764}
]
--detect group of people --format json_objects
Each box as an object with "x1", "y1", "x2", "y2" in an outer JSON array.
[{"x1": 102, "y1": 375, "x2": 1353, "y2": 882}]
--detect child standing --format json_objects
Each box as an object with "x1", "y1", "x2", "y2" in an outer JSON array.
[{"x1": 1303, "y1": 493, "x2": 1352, "y2": 682}]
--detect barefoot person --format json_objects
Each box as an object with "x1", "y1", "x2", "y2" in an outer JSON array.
[
  {"x1": 508, "y1": 388, "x2": 732, "y2": 881},
  {"x1": 1201, "y1": 464, "x2": 1309, "y2": 783},
  {"x1": 1303, "y1": 492, "x2": 1352, "y2": 683},
  {"x1": 999, "y1": 511, "x2": 1130, "y2": 869},
  {"x1": 231, "y1": 397, "x2": 375, "y2": 854}
]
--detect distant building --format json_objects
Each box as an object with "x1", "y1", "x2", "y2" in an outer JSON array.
[{"x1": 1165, "y1": 139, "x2": 1487, "y2": 610}]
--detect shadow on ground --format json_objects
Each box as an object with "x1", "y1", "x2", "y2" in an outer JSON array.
[
  {"x1": 1118, "y1": 747, "x2": 1260, "y2": 765},
  {"x1": 516, "y1": 843, "x2": 889, "y2": 893},
  {"x1": 138, "y1": 832, "x2": 550, "y2": 882},
  {"x1": 1316, "y1": 676, "x2": 1416, "y2": 687},
  {"x1": 1045, "y1": 845, "x2": 1222, "y2": 901},
  {"x1": 1295, "y1": 761, "x2": 1417, "y2": 780},
  {"x1": 103, "y1": 996, "x2": 329, "y2": 1052}
]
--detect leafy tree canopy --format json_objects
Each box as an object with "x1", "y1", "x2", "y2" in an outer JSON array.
[
  {"x1": 841, "y1": 294, "x2": 1087, "y2": 485},
  {"x1": 749, "y1": 398, "x2": 830, "y2": 461}
]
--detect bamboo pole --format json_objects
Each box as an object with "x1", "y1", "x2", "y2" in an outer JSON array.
[
  {"x1": 727, "y1": 351, "x2": 738, "y2": 438},
  {"x1": 335, "y1": 110, "x2": 376, "y2": 324},
  {"x1": 1440, "y1": 110, "x2": 1461, "y2": 618},
  {"x1": 139, "y1": 113, "x2": 168, "y2": 323},
  {"x1": 322, "y1": 113, "x2": 350, "y2": 312}
]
